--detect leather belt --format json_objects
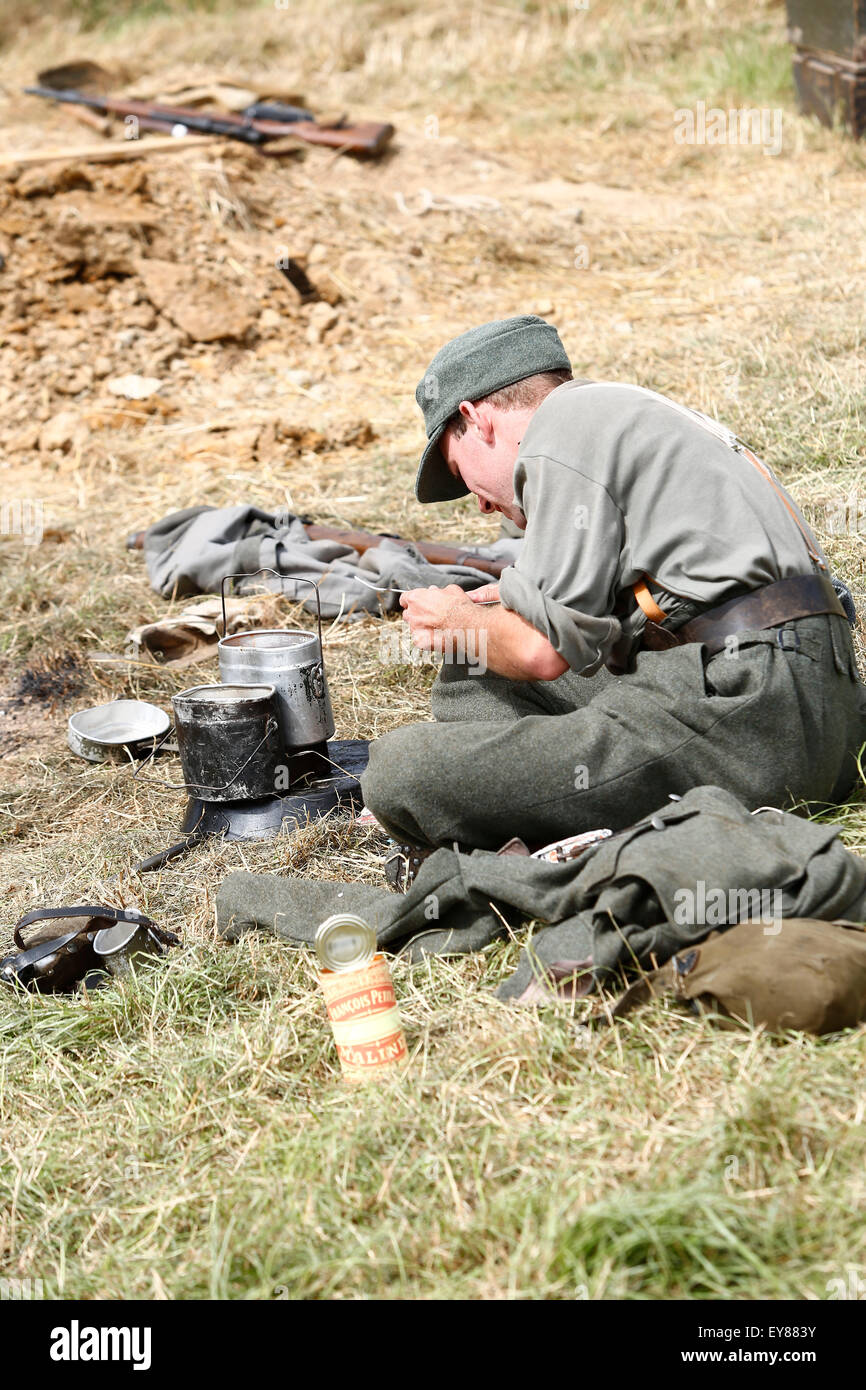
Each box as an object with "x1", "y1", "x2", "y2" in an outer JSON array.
[{"x1": 641, "y1": 574, "x2": 846, "y2": 657}]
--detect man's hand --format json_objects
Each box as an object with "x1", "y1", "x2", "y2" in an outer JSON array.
[
  {"x1": 467, "y1": 583, "x2": 500, "y2": 604},
  {"x1": 399, "y1": 583, "x2": 569, "y2": 682},
  {"x1": 399, "y1": 584, "x2": 475, "y2": 653}
]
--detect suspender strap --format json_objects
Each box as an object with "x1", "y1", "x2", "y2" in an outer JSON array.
[
  {"x1": 736, "y1": 444, "x2": 826, "y2": 571},
  {"x1": 632, "y1": 442, "x2": 826, "y2": 621}
]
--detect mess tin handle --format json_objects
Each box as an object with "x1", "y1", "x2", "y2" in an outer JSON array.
[
  {"x1": 219, "y1": 568, "x2": 324, "y2": 653},
  {"x1": 131, "y1": 718, "x2": 280, "y2": 793},
  {"x1": 130, "y1": 725, "x2": 182, "y2": 788}
]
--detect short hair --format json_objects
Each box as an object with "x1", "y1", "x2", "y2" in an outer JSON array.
[{"x1": 448, "y1": 368, "x2": 573, "y2": 439}]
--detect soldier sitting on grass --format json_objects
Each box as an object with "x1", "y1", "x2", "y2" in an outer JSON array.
[{"x1": 360, "y1": 315, "x2": 866, "y2": 865}]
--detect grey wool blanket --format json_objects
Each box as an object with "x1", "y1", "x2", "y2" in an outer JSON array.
[
  {"x1": 215, "y1": 785, "x2": 866, "y2": 1002},
  {"x1": 142, "y1": 505, "x2": 521, "y2": 615}
]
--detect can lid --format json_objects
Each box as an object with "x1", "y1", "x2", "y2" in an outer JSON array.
[{"x1": 315, "y1": 913, "x2": 376, "y2": 972}]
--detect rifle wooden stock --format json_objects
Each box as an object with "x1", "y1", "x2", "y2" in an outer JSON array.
[
  {"x1": 127, "y1": 523, "x2": 506, "y2": 579},
  {"x1": 304, "y1": 525, "x2": 506, "y2": 579}
]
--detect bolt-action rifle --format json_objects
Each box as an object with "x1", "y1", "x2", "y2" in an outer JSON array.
[
  {"x1": 24, "y1": 86, "x2": 395, "y2": 156},
  {"x1": 127, "y1": 523, "x2": 507, "y2": 580},
  {"x1": 301, "y1": 523, "x2": 507, "y2": 579}
]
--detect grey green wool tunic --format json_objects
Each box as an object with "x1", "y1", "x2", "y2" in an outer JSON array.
[{"x1": 361, "y1": 383, "x2": 866, "y2": 849}]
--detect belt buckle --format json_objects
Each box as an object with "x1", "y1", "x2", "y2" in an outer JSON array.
[{"x1": 776, "y1": 626, "x2": 801, "y2": 652}]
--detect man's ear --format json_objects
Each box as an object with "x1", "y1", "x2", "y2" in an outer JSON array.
[{"x1": 459, "y1": 399, "x2": 495, "y2": 443}]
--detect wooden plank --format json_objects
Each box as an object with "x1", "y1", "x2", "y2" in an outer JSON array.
[{"x1": 0, "y1": 134, "x2": 221, "y2": 171}]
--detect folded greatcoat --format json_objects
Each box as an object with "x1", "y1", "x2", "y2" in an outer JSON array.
[{"x1": 215, "y1": 785, "x2": 866, "y2": 1001}]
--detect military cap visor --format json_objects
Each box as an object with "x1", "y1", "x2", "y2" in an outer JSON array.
[
  {"x1": 413, "y1": 316, "x2": 571, "y2": 504},
  {"x1": 416, "y1": 423, "x2": 470, "y2": 505}
]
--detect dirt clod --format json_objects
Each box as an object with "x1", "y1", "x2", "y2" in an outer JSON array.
[
  {"x1": 37, "y1": 411, "x2": 89, "y2": 453},
  {"x1": 137, "y1": 258, "x2": 257, "y2": 342}
]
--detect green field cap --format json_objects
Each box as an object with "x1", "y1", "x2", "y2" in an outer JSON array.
[{"x1": 413, "y1": 316, "x2": 571, "y2": 503}]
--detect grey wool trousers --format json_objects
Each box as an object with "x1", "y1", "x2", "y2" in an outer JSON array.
[{"x1": 360, "y1": 614, "x2": 866, "y2": 850}]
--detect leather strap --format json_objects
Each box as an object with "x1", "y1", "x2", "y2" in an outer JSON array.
[
  {"x1": 736, "y1": 445, "x2": 826, "y2": 571},
  {"x1": 632, "y1": 577, "x2": 667, "y2": 623},
  {"x1": 3, "y1": 930, "x2": 91, "y2": 975},
  {"x1": 13, "y1": 904, "x2": 156, "y2": 950},
  {"x1": 642, "y1": 573, "x2": 845, "y2": 656}
]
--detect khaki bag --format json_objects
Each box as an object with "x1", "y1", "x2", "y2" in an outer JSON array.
[{"x1": 612, "y1": 917, "x2": 866, "y2": 1035}]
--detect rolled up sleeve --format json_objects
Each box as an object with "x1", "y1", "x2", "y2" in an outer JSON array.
[{"x1": 498, "y1": 456, "x2": 624, "y2": 675}]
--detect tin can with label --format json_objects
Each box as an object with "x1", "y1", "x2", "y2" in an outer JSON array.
[{"x1": 315, "y1": 914, "x2": 408, "y2": 1083}]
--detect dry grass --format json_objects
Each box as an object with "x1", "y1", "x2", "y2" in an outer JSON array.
[{"x1": 1, "y1": 0, "x2": 866, "y2": 1301}]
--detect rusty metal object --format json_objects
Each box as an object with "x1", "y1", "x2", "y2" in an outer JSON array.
[
  {"x1": 170, "y1": 683, "x2": 282, "y2": 801},
  {"x1": 786, "y1": 0, "x2": 866, "y2": 60}
]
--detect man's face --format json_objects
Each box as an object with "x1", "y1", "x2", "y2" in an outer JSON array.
[{"x1": 440, "y1": 403, "x2": 527, "y2": 527}]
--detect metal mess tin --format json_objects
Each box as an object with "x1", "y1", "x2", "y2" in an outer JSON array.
[
  {"x1": 68, "y1": 699, "x2": 170, "y2": 763},
  {"x1": 92, "y1": 919, "x2": 171, "y2": 977},
  {"x1": 217, "y1": 569, "x2": 335, "y2": 751},
  {"x1": 315, "y1": 913, "x2": 377, "y2": 972},
  {"x1": 170, "y1": 683, "x2": 282, "y2": 802}
]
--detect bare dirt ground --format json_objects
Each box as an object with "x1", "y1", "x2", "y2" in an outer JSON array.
[{"x1": 0, "y1": 0, "x2": 865, "y2": 1302}]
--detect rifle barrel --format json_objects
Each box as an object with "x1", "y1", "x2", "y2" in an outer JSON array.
[{"x1": 25, "y1": 88, "x2": 265, "y2": 144}]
